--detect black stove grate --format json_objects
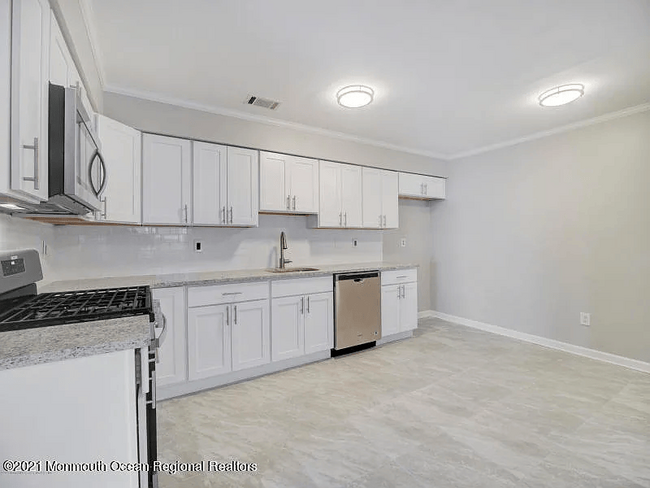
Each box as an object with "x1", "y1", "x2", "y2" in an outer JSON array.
[{"x1": 0, "y1": 286, "x2": 152, "y2": 332}]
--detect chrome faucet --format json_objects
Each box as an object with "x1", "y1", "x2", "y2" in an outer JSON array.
[{"x1": 279, "y1": 231, "x2": 292, "y2": 269}]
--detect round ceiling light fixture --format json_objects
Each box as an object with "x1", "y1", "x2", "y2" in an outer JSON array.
[
  {"x1": 538, "y1": 84, "x2": 585, "y2": 107},
  {"x1": 336, "y1": 85, "x2": 374, "y2": 108}
]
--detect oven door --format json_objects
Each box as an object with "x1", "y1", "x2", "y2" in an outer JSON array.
[{"x1": 64, "y1": 86, "x2": 106, "y2": 211}]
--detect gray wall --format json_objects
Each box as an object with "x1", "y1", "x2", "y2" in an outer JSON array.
[
  {"x1": 103, "y1": 91, "x2": 448, "y2": 177},
  {"x1": 431, "y1": 110, "x2": 650, "y2": 362},
  {"x1": 383, "y1": 199, "x2": 435, "y2": 311}
]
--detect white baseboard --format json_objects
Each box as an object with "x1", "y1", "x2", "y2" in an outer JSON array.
[
  {"x1": 428, "y1": 310, "x2": 650, "y2": 374},
  {"x1": 418, "y1": 310, "x2": 436, "y2": 319},
  {"x1": 377, "y1": 330, "x2": 413, "y2": 346}
]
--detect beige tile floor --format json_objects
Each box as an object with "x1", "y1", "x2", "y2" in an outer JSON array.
[{"x1": 158, "y1": 318, "x2": 650, "y2": 487}]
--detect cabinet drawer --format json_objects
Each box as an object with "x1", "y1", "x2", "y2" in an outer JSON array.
[
  {"x1": 188, "y1": 281, "x2": 269, "y2": 307},
  {"x1": 381, "y1": 268, "x2": 417, "y2": 286},
  {"x1": 272, "y1": 276, "x2": 333, "y2": 298}
]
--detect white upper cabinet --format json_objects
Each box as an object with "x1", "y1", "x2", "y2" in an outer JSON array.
[
  {"x1": 260, "y1": 151, "x2": 318, "y2": 213},
  {"x1": 317, "y1": 160, "x2": 342, "y2": 227},
  {"x1": 192, "y1": 141, "x2": 227, "y2": 225},
  {"x1": 398, "y1": 172, "x2": 446, "y2": 200},
  {"x1": 95, "y1": 115, "x2": 141, "y2": 224},
  {"x1": 362, "y1": 168, "x2": 399, "y2": 229},
  {"x1": 142, "y1": 134, "x2": 192, "y2": 225},
  {"x1": 191, "y1": 142, "x2": 258, "y2": 227},
  {"x1": 227, "y1": 146, "x2": 259, "y2": 226},
  {"x1": 10, "y1": 0, "x2": 51, "y2": 202},
  {"x1": 317, "y1": 161, "x2": 362, "y2": 228}
]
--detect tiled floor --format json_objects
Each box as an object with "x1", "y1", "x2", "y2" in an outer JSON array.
[{"x1": 158, "y1": 318, "x2": 650, "y2": 487}]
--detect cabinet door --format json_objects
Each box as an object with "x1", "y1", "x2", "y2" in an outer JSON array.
[
  {"x1": 49, "y1": 15, "x2": 72, "y2": 87},
  {"x1": 341, "y1": 164, "x2": 363, "y2": 227},
  {"x1": 187, "y1": 305, "x2": 232, "y2": 380},
  {"x1": 259, "y1": 151, "x2": 288, "y2": 212},
  {"x1": 362, "y1": 167, "x2": 382, "y2": 228},
  {"x1": 304, "y1": 292, "x2": 333, "y2": 355},
  {"x1": 318, "y1": 160, "x2": 342, "y2": 227},
  {"x1": 142, "y1": 134, "x2": 191, "y2": 225},
  {"x1": 193, "y1": 141, "x2": 227, "y2": 225},
  {"x1": 231, "y1": 299, "x2": 270, "y2": 371},
  {"x1": 288, "y1": 156, "x2": 319, "y2": 213},
  {"x1": 381, "y1": 285, "x2": 401, "y2": 336},
  {"x1": 271, "y1": 295, "x2": 304, "y2": 362},
  {"x1": 424, "y1": 176, "x2": 446, "y2": 199},
  {"x1": 227, "y1": 146, "x2": 258, "y2": 226},
  {"x1": 10, "y1": 0, "x2": 50, "y2": 201},
  {"x1": 400, "y1": 282, "x2": 418, "y2": 332},
  {"x1": 153, "y1": 287, "x2": 188, "y2": 387},
  {"x1": 398, "y1": 172, "x2": 425, "y2": 198},
  {"x1": 381, "y1": 171, "x2": 399, "y2": 228},
  {"x1": 95, "y1": 115, "x2": 141, "y2": 223}
]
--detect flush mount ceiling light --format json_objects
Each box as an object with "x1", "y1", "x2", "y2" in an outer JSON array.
[
  {"x1": 538, "y1": 84, "x2": 585, "y2": 107},
  {"x1": 336, "y1": 85, "x2": 374, "y2": 108}
]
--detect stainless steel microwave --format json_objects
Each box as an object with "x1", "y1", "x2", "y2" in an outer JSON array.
[{"x1": 46, "y1": 83, "x2": 107, "y2": 214}]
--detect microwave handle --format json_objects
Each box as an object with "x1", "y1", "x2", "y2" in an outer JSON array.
[{"x1": 88, "y1": 150, "x2": 108, "y2": 197}]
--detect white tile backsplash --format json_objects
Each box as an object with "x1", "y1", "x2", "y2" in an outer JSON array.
[{"x1": 1, "y1": 214, "x2": 383, "y2": 282}]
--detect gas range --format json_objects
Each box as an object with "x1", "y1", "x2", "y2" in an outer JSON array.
[{"x1": 0, "y1": 286, "x2": 153, "y2": 332}]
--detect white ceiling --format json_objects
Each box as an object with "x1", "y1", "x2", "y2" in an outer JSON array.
[{"x1": 89, "y1": 0, "x2": 650, "y2": 159}]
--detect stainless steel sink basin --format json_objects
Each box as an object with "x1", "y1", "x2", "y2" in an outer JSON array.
[{"x1": 267, "y1": 267, "x2": 320, "y2": 273}]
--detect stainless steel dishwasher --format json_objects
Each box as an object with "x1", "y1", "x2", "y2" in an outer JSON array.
[{"x1": 334, "y1": 271, "x2": 381, "y2": 350}]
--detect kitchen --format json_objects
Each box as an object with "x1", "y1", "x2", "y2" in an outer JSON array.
[{"x1": 1, "y1": 1, "x2": 650, "y2": 487}]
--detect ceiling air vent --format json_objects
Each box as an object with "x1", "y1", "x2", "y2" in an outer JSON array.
[{"x1": 245, "y1": 95, "x2": 280, "y2": 111}]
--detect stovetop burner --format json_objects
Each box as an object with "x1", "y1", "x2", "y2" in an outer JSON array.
[{"x1": 0, "y1": 286, "x2": 153, "y2": 332}]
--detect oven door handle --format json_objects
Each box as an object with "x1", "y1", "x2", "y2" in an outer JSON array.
[
  {"x1": 153, "y1": 311, "x2": 167, "y2": 350},
  {"x1": 88, "y1": 150, "x2": 108, "y2": 197}
]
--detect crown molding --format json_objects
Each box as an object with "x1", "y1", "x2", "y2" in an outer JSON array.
[
  {"x1": 103, "y1": 85, "x2": 450, "y2": 160},
  {"x1": 78, "y1": 0, "x2": 106, "y2": 88},
  {"x1": 448, "y1": 102, "x2": 650, "y2": 160}
]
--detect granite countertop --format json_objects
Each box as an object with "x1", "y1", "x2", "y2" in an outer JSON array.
[
  {"x1": 40, "y1": 262, "x2": 418, "y2": 292},
  {"x1": 0, "y1": 315, "x2": 151, "y2": 371},
  {"x1": 3, "y1": 262, "x2": 416, "y2": 371}
]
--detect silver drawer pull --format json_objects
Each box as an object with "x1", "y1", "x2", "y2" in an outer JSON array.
[
  {"x1": 396, "y1": 275, "x2": 408, "y2": 279},
  {"x1": 222, "y1": 292, "x2": 243, "y2": 295},
  {"x1": 22, "y1": 137, "x2": 40, "y2": 190}
]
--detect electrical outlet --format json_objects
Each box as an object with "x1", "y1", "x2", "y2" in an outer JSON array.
[
  {"x1": 194, "y1": 240, "x2": 203, "y2": 253},
  {"x1": 400, "y1": 238, "x2": 407, "y2": 248},
  {"x1": 580, "y1": 312, "x2": 590, "y2": 327},
  {"x1": 352, "y1": 239, "x2": 358, "y2": 247}
]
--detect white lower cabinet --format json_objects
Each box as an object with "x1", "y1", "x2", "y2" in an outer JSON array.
[
  {"x1": 188, "y1": 304, "x2": 230, "y2": 380},
  {"x1": 271, "y1": 278, "x2": 333, "y2": 362},
  {"x1": 153, "y1": 287, "x2": 187, "y2": 387},
  {"x1": 231, "y1": 299, "x2": 270, "y2": 371},
  {"x1": 381, "y1": 269, "x2": 418, "y2": 335},
  {"x1": 187, "y1": 283, "x2": 270, "y2": 381}
]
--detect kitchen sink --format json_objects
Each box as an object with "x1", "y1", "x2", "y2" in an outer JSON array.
[{"x1": 267, "y1": 267, "x2": 320, "y2": 273}]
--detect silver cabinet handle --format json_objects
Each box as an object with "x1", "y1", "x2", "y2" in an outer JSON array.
[
  {"x1": 401, "y1": 285, "x2": 406, "y2": 298},
  {"x1": 383, "y1": 215, "x2": 387, "y2": 227},
  {"x1": 397, "y1": 286, "x2": 401, "y2": 299},
  {"x1": 221, "y1": 206, "x2": 226, "y2": 224},
  {"x1": 424, "y1": 183, "x2": 428, "y2": 195},
  {"x1": 234, "y1": 305, "x2": 237, "y2": 324},
  {"x1": 420, "y1": 182, "x2": 423, "y2": 195},
  {"x1": 286, "y1": 195, "x2": 291, "y2": 210},
  {"x1": 101, "y1": 197, "x2": 107, "y2": 220},
  {"x1": 229, "y1": 206, "x2": 233, "y2": 223},
  {"x1": 22, "y1": 137, "x2": 40, "y2": 190},
  {"x1": 307, "y1": 296, "x2": 310, "y2": 314},
  {"x1": 183, "y1": 204, "x2": 188, "y2": 223},
  {"x1": 339, "y1": 212, "x2": 342, "y2": 226},
  {"x1": 292, "y1": 195, "x2": 296, "y2": 210},
  {"x1": 226, "y1": 306, "x2": 230, "y2": 325},
  {"x1": 344, "y1": 212, "x2": 347, "y2": 227},
  {"x1": 301, "y1": 296, "x2": 304, "y2": 315}
]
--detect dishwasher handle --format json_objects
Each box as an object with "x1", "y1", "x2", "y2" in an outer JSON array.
[{"x1": 335, "y1": 271, "x2": 379, "y2": 282}]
